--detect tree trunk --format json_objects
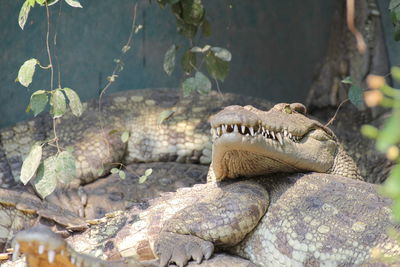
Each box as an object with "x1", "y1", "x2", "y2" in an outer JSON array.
[{"x1": 306, "y1": 0, "x2": 392, "y2": 183}]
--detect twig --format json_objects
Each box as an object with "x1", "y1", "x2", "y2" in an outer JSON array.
[
  {"x1": 45, "y1": 1, "x2": 54, "y2": 90},
  {"x1": 53, "y1": 1, "x2": 63, "y2": 89},
  {"x1": 97, "y1": 3, "x2": 139, "y2": 159},
  {"x1": 325, "y1": 99, "x2": 350, "y2": 127},
  {"x1": 346, "y1": 0, "x2": 367, "y2": 54}
]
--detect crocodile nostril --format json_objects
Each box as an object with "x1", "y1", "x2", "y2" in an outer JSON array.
[{"x1": 290, "y1": 103, "x2": 307, "y2": 114}]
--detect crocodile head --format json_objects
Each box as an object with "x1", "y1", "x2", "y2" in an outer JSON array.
[{"x1": 208, "y1": 103, "x2": 359, "y2": 182}]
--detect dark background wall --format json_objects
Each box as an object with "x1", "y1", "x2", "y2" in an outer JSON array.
[{"x1": 1, "y1": 0, "x2": 341, "y2": 127}]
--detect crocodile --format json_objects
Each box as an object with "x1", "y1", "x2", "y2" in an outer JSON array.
[
  {"x1": 6, "y1": 102, "x2": 398, "y2": 266},
  {"x1": 0, "y1": 88, "x2": 273, "y2": 189}
]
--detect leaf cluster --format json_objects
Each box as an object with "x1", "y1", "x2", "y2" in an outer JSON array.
[
  {"x1": 360, "y1": 67, "x2": 400, "y2": 220},
  {"x1": 17, "y1": 57, "x2": 83, "y2": 198},
  {"x1": 159, "y1": 0, "x2": 231, "y2": 96},
  {"x1": 19, "y1": 0, "x2": 82, "y2": 30}
]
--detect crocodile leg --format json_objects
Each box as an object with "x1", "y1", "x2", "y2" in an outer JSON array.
[{"x1": 154, "y1": 181, "x2": 269, "y2": 266}]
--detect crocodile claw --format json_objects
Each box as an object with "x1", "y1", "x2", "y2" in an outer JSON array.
[{"x1": 155, "y1": 232, "x2": 214, "y2": 267}]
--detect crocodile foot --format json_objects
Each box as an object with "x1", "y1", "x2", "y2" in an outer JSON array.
[{"x1": 154, "y1": 232, "x2": 214, "y2": 267}]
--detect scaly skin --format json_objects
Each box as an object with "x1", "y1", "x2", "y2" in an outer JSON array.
[
  {"x1": 7, "y1": 102, "x2": 391, "y2": 267},
  {"x1": 5, "y1": 173, "x2": 399, "y2": 267},
  {"x1": 0, "y1": 162, "x2": 208, "y2": 253},
  {"x1": 0, "y1": 88, "x2": 273, "y2": 188},
  {"x1": 151, "y1": 103, "x2": 367, "y2": 266}
]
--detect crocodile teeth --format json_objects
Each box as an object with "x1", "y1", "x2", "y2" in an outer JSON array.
[
  {"x1": 48, "y1": 250, "x2": 56, "y2": 263},
  {"x1": 216, "y1": 127, "x2": 221, "y2": 136},
  {"x1": 12, "y1": 242, "x2": 20, "y2": 261},
  {"x1": 271, "y1": 131, "x2": 275, "y2": 139},
  {"x1": 38, "y1": 244, "x2": 45, "y2": 255},
  {"x1": 276, "y1": 132, "x2": 283, "y2": 145},
  {"x1": 233, "y1": 124, "x2": 238, "y2": 133},
  {"x1": 288, "y1": 133, "x2": 292, "y2": 139},
  {"x1": 266, "y1": 129, "x2": 270, "y2": 136},
  {"x1": 241, "y1": 125, "x2": 246, "y2": 134},
  {"x1": 222, "y1": 124, "x2": 227, "y2": 133},
  {"x1": 284, "y1": 130, "x2": 288, "y2": 137},
  {"x1": 249, "y1": 127, "x2": 255, "y2": 136}
]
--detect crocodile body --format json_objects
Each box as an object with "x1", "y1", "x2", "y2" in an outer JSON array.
[{"x1": 5, "y1": 102, "x2": 398, "y2": 266}]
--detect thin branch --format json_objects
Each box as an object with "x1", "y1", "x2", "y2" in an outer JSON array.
[
  {"x1": 53, "y1": 1, "x2": 63, "y2": 89},
  {"x1": 97, "y1": 3, "x2": 139, "y2": 160},
  {"x1": 45, "y1": 1, "x2": 54, "y2": 90},
  {"x1": 325, "y1": 99, "x2": 350, "y2": 127}
]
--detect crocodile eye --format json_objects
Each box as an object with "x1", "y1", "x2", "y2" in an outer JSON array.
[
  {"x1": 290, "y1": 103, "x2": 307, "y2": 114},
  {"x1": 283, "y1": 105, "x2": 292, "y2": 114}
]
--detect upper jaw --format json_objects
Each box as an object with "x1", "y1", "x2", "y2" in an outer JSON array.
[{"x1": 211, "y1": 123, "x2": 301, "y2": 145}]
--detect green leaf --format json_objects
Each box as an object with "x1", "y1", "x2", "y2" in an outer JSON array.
[
  {"x1": 181, "y1": 0, "x2": 204, "y2": 26},
  {"x1": 376, "y1": 110, "x2": 400, "y2": 152},
  {"x1": 390, "y1": 0, "x2": 400, "y2": 10},
  {"x1": 118, "y1": 170, "x2": 126, "y2": 179},
  {"x1": 20, "y1": 143, "x2": 42, "y2": 185},
  {"x1": 201, "y1": 19, "x2": 212, "y2": 37},
  {"x1": 205, "y1": 51, "x2": 230, "y2": 81},
  {"x1": 360, "y1": 124, "x2": 379, "y2": 139},
  {"x1": 341, "y1": 76, "x2": 352, "y2": 84},
  {"x1": 36, "y1": 0, "x2": 46, "y2": 5},
  {"x1": 181, "y1": 50, "x2": 196, "y2": 74},
  {"x1": 64, "y1": 0, "x2": 82, "y2": 8},
  {"x1": 18, "y1": 1, "x2": 31, "y2": 30},
  {"x1": 30, "y1": 90, "x2": 48, "y2": 116},
  {"x1": 182, "y1": 77, "x2": 196, "y2": 96},
  {"x1": 50, "y1": 90, "x2": 67, "y2": 118},
  {"x1": 145, "y1": 168, "x2": 153, "y2": 176},
  {"x1": 63, "y1": 88, "x2": 83, "y2": 117},
  {"x1": 182, "y1": 71, "x2": 211, "y2": 96},
  {"x1": 176, "y1": 20, "x2": 197, "y2": 39},
  {"x1": 392, "y1": 199, "x2": 400, "y2": 222},
  {"x1": 28, "y1": 0, "x2": 35, "y2": 7},
  {"x1": 17, "y1": 58, "x2": 37, "y2": 87},
  {"x1": 158, "y1": 110, "x2": 175, "y2": 125},
  {"x1": 138, "y1": 175, "x2": 148, "y2": 184},
  {"x1": 382, "y1": 164, "x2": 400, "y2": 199},
  {"x1": 391, "y1": 66, "x2": 400, "y2": 82},
  {"x1": 194, "y1": 71, "x2": 211, "y2": 94},
  {"x1": 55, "y1": 150, "x2": 76, "y2": 184},
  {"x1": 33, "y1": 157, "x2": 57, "y2": 199},
  {"x1": 163, "y1": 44, "x2": 177, "y2": 76},
  {"x1": 121, "y1": 131, "x2": 130, "y2": 143},
  {"x1": 97, "y1": 168, "x2": 104, "y2": 176},
  {"x1": 394, "y1": 23, "x2": 400, "y2": 41},
  {"x1": 211, "y1": 47, "x2": 232, "y2": 62},
  {"x1": 122, "y1": 45, "x2": 131, "y2": 53},
  {"x1": 111, "y1": 168, "x2": 119, "y2": 174},
  {"x1": 348, "y1": 85, "x2": 364, "y2": 109}
]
